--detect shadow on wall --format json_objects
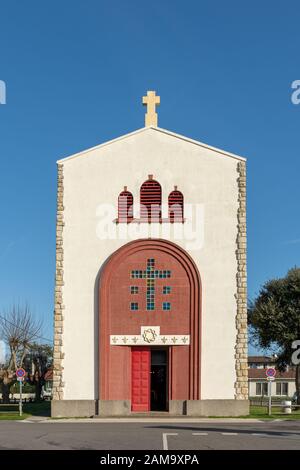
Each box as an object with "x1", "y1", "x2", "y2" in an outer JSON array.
[{"x1": 94, "y1": 257, "x2": 111, "y2": 403}]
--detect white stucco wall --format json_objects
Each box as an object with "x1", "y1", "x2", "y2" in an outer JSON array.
[
  {"x1": 249, "y1": 380, "x2": 296, "y2": 397},
  {"x1": 59, "y1": 127, "x2": 245, "y2": 400}
]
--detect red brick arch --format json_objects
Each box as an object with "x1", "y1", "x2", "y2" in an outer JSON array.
[{"x1": 99, "y1": 239, "x2": 201, "y2": 402}]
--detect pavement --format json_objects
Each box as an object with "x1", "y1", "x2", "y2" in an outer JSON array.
[{"x1": 0, "y1": 418, "x2": 300, "y2": 450}]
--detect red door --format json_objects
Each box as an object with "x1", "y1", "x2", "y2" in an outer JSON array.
[{"x1": 131, "y1": 347, "x2": 150, "y2": 412}]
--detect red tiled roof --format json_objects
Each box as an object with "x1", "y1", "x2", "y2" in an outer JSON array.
[
  {"x1": 44, "y1": 369, "x2": 53, "y2": 380},
  {"x1": 248, "y1": 368, "x2": 295, "y2": 379},
  {"x1": 248, "y1": 356, "x2": 275, "y2": 363}
]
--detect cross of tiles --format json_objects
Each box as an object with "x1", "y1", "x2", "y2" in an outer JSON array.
[{"x1": 131, "y1": 258, "x2": 171, "y2": 311}]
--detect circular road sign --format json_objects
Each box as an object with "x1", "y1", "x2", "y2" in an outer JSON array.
[
  {"x1": 16, "y1": 368, "x2": 25, "y2": 378},
  {"x1": 266, "y1": 367, "x2": 276, "y2": 378}
]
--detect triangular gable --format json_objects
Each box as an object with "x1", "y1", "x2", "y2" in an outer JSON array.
[{"x1": 57, "y1": 126, "x2": 246, "y2": 164}]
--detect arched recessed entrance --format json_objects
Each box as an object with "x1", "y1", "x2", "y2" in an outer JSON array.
[{"x1": 99, "y1": 239, "x2": 201, "y2": 412}]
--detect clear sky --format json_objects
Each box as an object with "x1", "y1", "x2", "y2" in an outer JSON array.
[{"x1": 0, "y1": 1, "x2": 299, "y2": 352}]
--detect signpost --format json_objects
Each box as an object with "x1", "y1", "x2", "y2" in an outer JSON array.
[
  {"x1": 266, "y1": 367, "x2": 276, "y2": 415},
  {"x1": 16, "y1": 368, "x2": 26, "y2": 417}
]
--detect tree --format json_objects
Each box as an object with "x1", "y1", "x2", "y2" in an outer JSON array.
[
  {"x1": 0, "y1": 304, "x2": 43, "y2": 403},
  {"x1": 25, "y1": 343, "x2": 53, "y2": 401},
  {"x1": 248, "y1": 267, "x2": 300, "y2": 404},
  {"x1": 0, "y1": 369, "x2": 14, "y2": 403}
]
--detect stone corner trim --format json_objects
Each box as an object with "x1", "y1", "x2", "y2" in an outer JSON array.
[
  {"x1": 235, "y1": 161, "x2": 248, "y2": 400},
  {"x1": 53, "y1": 163, "x2": 65, "y2": 400}
]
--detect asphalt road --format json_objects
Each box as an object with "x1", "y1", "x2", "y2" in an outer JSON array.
[{"x1": 0, "y1": 420, "x2": 300, "y2": 450}]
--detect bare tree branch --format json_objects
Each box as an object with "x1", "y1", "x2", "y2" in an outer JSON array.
[{"x1": 0, "y1": 303, "x2": 43, "y2": 371}]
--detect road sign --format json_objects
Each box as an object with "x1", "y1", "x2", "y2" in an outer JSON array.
[
  {"x1": 267, "y1": 376, "x2": 275, "y2": 381},
  {"x1": 18, "y1": 378, "x2": 23, "y2": 417},
  {"x1": 16, "y1": 370, "x2": 25, "y2": 417},
  {"x1": 16, "y1": 368, "x2": 25, "y2": 378},
  {"x1": 266, "y1": 367, "x2": 276, "y2": 378}
]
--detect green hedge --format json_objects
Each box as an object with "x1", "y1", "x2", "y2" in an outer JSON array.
[{"x1": 9, "y1": 382, "x2": 36, "y2": 394}]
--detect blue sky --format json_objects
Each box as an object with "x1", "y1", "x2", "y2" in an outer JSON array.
[{"x1": 0, "y1": 1, "x2": 299, "y2": 352}]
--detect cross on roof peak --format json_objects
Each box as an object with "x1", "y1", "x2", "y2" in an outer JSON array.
[{"x1": 142, "y1": 91, "x2": 160, "y2": 127}]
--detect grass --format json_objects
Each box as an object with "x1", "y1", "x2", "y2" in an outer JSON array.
[
  {"x1": 0, "y1": 401, "x2": 51, "y2": 420},
  {"x1": 247, "y1": 405, "x2": 300, "y2": 420},
  {"x1": 0, "y1": 413, "x2": 30, "y2": 420},
  {"x1": 0, "y1": 401, "x2": 300, "y2": 421}
]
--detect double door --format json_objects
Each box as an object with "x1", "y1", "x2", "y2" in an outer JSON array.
[{"x1": 131, "y1": 347, "x2": 168, "y2": 412}]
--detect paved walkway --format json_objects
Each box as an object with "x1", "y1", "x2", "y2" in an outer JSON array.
[{"x1": 22, "y1": 415, "x2": 298, "y2": 424}]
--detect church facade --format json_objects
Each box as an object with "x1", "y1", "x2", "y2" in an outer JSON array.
[{"x1": 52, "y1": 92, "x2": 249, "y2": 417}]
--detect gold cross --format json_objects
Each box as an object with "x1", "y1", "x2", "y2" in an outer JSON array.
[{"x1": 142, "y1": 91, "x2": 160, "y2": 127}]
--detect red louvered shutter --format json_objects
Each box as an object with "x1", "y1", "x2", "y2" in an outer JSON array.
[
  {"x1": 140, "y1": 175, "x2": 161, "y2": 221},
  {"x1": 118, "y1": 187, "x2": 133, "y2": 222},
  {"x1": 168, "y1": 186, "x2": 184, "y2": 222}
]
